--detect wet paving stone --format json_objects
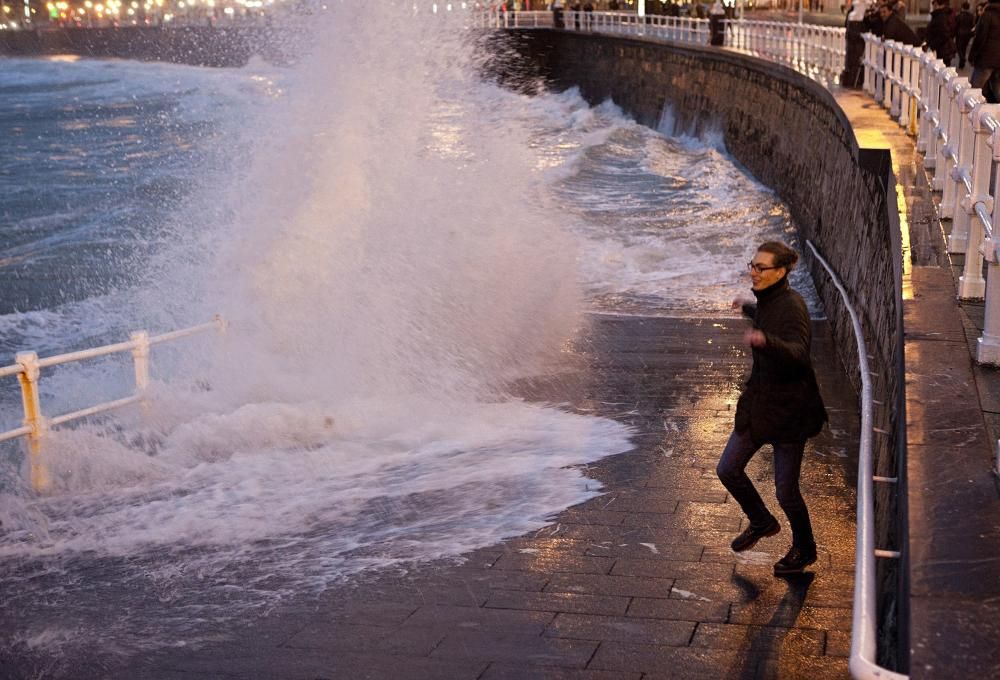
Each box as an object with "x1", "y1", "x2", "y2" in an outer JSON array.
[
  {"x1": 492, "y1": 553, "x2": 615, "y2": 574},
  {"x1": 543, "y1": 612, "x2": 696, "y2": 645},
  {"x1": 430, "y1": 630, "x2": 598, "y2": 666},
  {"x1": 582, "y1": 541, "x2": 705, "y2": 561},
  {"x1": 589, "y1": 642, "x2": 755, "y2": 678},
  {"x1": 690, "y1": 622, "x2": 826, "y2": 656},
  {"x1": 621, "y1": 510, "x2": 742, "y2": 532},
  {"x1": 484, "y1": 589, "x2": 631, "y2": 616},
  {"x1": 756, "y1": 654, "x2": 851, "y2": 680},
  {"x1": 626, "y1": 597, "x2": 730, "y2": 623},
  {"x1": 481, "y1": 663, "x2": 642, "y2": 680},
  {"x1": 401, "y1": 604, "x2": 556, "y2": 634},
  {"x1": 610, "y1": 558, "x2": 735, "y2": 581},
  {"x1": 543, "y1": 572, "x2": 677, "y2": 599},
  {"x1": 284, "y1": 622, "x2": 445, "y2": 654}
]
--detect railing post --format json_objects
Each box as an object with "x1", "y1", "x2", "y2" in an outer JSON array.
[
  {"x1": 863, "y1": 35, "x2": 874, "y2": 95},
  {"x1": 978, "y1": 122, "x2": 1000, "y2": 363},
  {"x1": 957, "y1": 96, "x2": 990, "y2": 298},
  {"x1": 16, "y1": 351, "x2": 50, "y2": 493},
  {"x1": 935, "y1": 69, "x2": 958, "y2": 194},
  {"x1": 130, "y1": 330, "x2": 151, "y2": 418},
  {"x1": 898, "y1": 46, "x2": 913, "y2": 128},
  {"x1": 907, "y1": 47, "x2": 917, "y2": 128},
  {"x1": 130, "y1": 331, "x2": 150, "y2": 393},
  {"x1": 917, "y1": 56, "x2": 938, "y2": 155},
  {"x1": 944, "y1": 77, "x2": 971, "y2": 237},
  {"x1": 875, "y1": 40, "x2": 886, "y2": 103},
  {"x1": 888, "y1": 42, "x2": 902, "y2": 118}
]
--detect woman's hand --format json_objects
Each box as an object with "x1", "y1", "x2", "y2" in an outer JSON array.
[{"x1": 743, "y1": 329, "x2": 767, "y2": 348}]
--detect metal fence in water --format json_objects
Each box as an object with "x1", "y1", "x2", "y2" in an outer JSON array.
[{"x1": 0, "y1": 316, "x2": 226, "y2": 492}]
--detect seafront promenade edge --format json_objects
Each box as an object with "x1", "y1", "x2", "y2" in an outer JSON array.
[{"x1": 833, "y1": 89, "x2": 1000, "y2": 677}]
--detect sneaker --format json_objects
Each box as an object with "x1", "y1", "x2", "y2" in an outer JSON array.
[
  {"x1": 773, "y1": 545, "x2": 818, "y2": 575},
  {"x1": 730, "y1": 517, "x2": 780, "y2": 552}
]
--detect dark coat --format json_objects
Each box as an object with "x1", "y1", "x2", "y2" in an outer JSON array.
[
  {"x1": 881, "y1": 12, "x2": 920, "y2": 45},
  {"x1": 969, "y1": 3, "x2": 1000, "y2": 68},
  {"x1": 956, "y1": 8, "x2": 975, "y2": 39},
  {"x1": 862, "y1": 4, "x2": 883, "y2": 36},
  {"x1": 926, "y1": 7, "x2": 957, "y2": 61},
  {"x1": 735, "y1": 279, "x2": 827, "y2": 444}
]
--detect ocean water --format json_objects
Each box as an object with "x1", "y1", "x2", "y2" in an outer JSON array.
[{"x1": 0, "y1": 7, "x2": 813, "y2": 672}]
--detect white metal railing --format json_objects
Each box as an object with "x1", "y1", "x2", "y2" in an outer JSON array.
[
  {"x1": 563, "y1": 11, "x2": 711, "y2": 44},
  {"x1": 0, "y1": 315, "x2": 226, "y2": 492},
  {"x1": 727, "y1": 19, "x2": 845, "y2": 81},
  {"x1": 471, "y1": 9, "x2": 553, "y2": 29},
  {"x1": 864, "y1": 33, "x2": 1000, "y2": 366},
  {"x1": 806, "y1": 242, "x2": 908, "y2": 680},
  {"x1": 554, "y1": 11, "x2": 845, "y2": 83}
]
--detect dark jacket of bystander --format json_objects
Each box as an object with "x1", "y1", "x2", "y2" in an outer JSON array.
[
  {"x1": 927, "y1": 6, "x2": 958, "y2": 61},
  {"x1": 880, "y1": 12, "x2": 921, "y2": 45},
  {"x1": 970, "y1": 2, "x2": 1000, "y2": 68}
]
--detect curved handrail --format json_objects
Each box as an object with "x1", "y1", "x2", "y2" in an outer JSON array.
[{"x1": 806, "y1": 241, "x2": 907, "y2": 680}]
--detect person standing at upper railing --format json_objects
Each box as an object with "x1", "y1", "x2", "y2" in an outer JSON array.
[
  {"x1": 709, "y1": 0, "x2": 726, "y2": 46},
  {"x1": 926, "y1": 0, "x2": 958, "y2": 65},
  {"x1": 969, "y1": 0, "x2": 1000, "y2": 102},
  {"x1": 552, "y1": 0, "x2": 565, "y2": 28},
  {"x1": 862, "y1": 0, "x2": 884, "y2": 35},
  {"x1": 876, "y1": 1, "x2": 920, "y2": 44},
  {"x1": 957, "y1": 2, "x2": 976, "y2": 69},
  {"x1": 843, "y1": 0, "x2": 875, "y2": 87}
]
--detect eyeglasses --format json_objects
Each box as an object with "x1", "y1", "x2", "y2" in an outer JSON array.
[{"x1": 747, "y1": 262, "x2": 782, "y2": 274}]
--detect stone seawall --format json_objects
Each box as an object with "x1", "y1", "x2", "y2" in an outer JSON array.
[
  {"x1": 492, "y1": 30, "x2": 906, "y2": 665},
  {"x1": 0, "y1": 25, "x2": 291, "y2": 66}
]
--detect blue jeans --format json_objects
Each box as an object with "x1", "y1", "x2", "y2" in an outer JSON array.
[{"x1": 716, "y1": 428, "x2": 815, "y2": 549}]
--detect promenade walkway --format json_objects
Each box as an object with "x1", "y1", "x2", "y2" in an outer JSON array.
[{"x1": 93, "y1": 315, "x2": 860, "y2": 680}]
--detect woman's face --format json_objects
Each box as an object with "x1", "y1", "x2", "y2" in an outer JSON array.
[{"x1": 749, "y1": 251, "x2": 787, "y2": 291}]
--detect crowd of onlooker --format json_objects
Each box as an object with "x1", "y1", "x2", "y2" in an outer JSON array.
[{"x1": 856, "y1": 0, "x2": 1000, "y2": 101}]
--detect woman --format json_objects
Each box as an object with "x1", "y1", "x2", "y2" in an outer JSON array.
[{"x1": 716, "y1": 241, "x2": 828, "y2": 576}]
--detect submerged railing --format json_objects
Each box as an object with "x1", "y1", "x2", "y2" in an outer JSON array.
[
  {"x1": 0, "y1": 315, "x2": 226, "y2": 492},
  {"x1": 864, "y1": 34, "x2": 1000, "y2": 366}
]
